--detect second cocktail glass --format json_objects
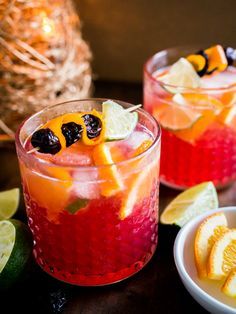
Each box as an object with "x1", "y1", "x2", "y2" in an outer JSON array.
[{"x1": 144, "y1": 46, "x2": 236, "y2": 189}]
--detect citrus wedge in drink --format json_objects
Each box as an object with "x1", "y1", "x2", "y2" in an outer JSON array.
[
  {"x1": 153, "y1": 94, "x2": 202, "y2": 131},
  {"x1": 218, "y1": 105, "x2": 236, "y2": 131},
  {"x1": 160, "y1": 182, "x2": 218, "y2": 227},
  {"x1": 222, "y1": 268, "x2": 236, "y2": 297},
  {"x1": 157, "y1": 58, "x2": 201, "y2": 93},
  {"x1": 119, "y1": 160, "x2": 158, "y2": 220},
  {"x1": 208, "y1": 229, "x2": 236, "y2": 280},
  {"x1": 172, "y1": 94, "x2": 223, "y2": 142},
  {"x1": 102, "y1": 100, "x2": 138, "y2": 140},
  {"x1": 194, "y1": 212, "x2": 228, "y2": 278},
  {"x1": 93, "y1": 143, "x2": 123, "y2": 197},
  {"x1": 0, "y1": 219, "x2": 32, "y2": 290},
  {"x1": 0, "y1": 188, "x2": 20, "y2": 220}
]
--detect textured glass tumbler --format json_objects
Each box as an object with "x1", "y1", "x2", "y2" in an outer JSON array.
[
  {"x1": 144, "y1": 46, "x2": 236, "y2": 189},
  {"x1": 15, "y1": 99, "x2": 161, "y2": 286}
]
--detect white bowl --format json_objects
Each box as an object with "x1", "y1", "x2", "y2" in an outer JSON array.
[{"x1": 174, "y1": 207, "x2": 236, "y2": 314}]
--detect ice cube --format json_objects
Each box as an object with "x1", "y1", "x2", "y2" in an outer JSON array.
[{"x1": 71, "y1": 169, "x2": 100, "y2": 199}]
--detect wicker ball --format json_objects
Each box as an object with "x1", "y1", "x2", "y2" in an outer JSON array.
[{"x1": 0, "y1": 0, "x2": 92, "y2": 133}]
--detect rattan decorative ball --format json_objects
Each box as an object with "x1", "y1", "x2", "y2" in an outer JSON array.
[{"x1": 0, "y1": 0, "x2": 92, "y2": 134}]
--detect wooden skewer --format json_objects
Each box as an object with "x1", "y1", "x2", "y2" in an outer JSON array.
[
  {"x1": 27, "y1": 147, "x2": 40, "y2": 154},
  {"x1": 125, "y1": 104, "x2": 142, "y2": 112}
]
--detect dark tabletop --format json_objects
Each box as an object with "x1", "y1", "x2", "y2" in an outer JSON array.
[{"x1": 1, "y1": 81, "x2": 236, "y2": 314}]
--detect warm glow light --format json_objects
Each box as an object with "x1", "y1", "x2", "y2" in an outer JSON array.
[{"x1": 42, "y1": 17, "x2": 54, "y2": 35}]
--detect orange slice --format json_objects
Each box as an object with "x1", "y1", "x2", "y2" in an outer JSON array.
[
  {"x1": 194, "y1": 212, "x2": 228, "y2": 278},
  {"x1": 208, "y1": 229, "x2": 236, "y2": 280},
  {"x1": 93, "y1": 143, "x2": 123, "y2": 197},
  {"x1": 133, "y1": 139, "x2": 153, "y2": 157},
  {"x1": 222, "y1": 268, "x2": 236, "y2": 298},
  {"x1": 218, "y1": 105, "x2": 236, "y2": 131},
  {"x1": 205, "y1": 45, "x2": 228, "y2": 73},
  {"x1": 221, "y1": 90, "x2": 236, "y2": 107},
  {"x1": 187, "y1": 54, "x2": 207, "y2": 73},
  {"x1": 153, "y1": 98, "x2": 201, "y2": 131},
  {"x1": 119, "y1": 159, "x2": 158, "y2": 220},
  {"x1": 20, "y1": 162, "x2": 70, "y2": 223},
  {"x1": 43, "y1": 110, "x2": 105, "y2": 148},
  {"x1": 173, "y1": 94, "x2": 223, "y2": 142}
]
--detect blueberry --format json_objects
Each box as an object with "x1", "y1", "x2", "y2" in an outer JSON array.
[
  {"x1": 82, "y1": 114, "x2": 102, "y2": 139},
  {"x1": 224, "y1": 47, "x2": 236, "y2": 66},
  {"x1": 61, "y1": 122, "x2": 83, "y2": 147},
  {"x1": 31, "y1": 128, "x2": 61, "y2": 154}
]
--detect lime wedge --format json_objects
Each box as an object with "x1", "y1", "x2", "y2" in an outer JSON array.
[
  {"x1": 160, "y1": 182, "x2": 218, "y2": 227},
  {"x1": 0, "y1": 219, "x2": 32, "y2": 290},
  {"x1": 0, "y1": 220, "x2": 15, "y2": 273},
  {"x1": 158, "y1": 58, "x2": 201, "y2": 93},
  {"x1": 0, "y1": 188, "x2": 20, "y2": 220},
  {"x1": 102, "y1": 100, "x2": 138, "y2": 140}
]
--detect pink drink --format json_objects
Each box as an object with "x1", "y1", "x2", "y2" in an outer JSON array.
[
  {"x1": 144, "y1": 47, "x2": 236, "y2": 189},
  {"x1": 16, "y1": 99, "x2": 161, "y2": 286}
]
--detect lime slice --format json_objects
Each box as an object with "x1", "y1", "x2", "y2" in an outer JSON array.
[
  {"x1": 158, "y1": 58, "x2": 201, "y2": 93},
  {"x1": 102, "y1": 100, "x2": 138, "y2": 140},
  {"x1": 160, "y1": 182, "x2": 218, "y2": 227},
  {"x1": 0, "y1": 219, "x2": 32, "y2": 290},
  {"x1": 0, "y1": 188, "x2": 20, "y2": 220}
]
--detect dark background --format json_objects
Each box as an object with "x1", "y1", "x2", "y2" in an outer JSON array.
[{"x1": 75, "y1": 0, "x2": 236, "y2": 82}]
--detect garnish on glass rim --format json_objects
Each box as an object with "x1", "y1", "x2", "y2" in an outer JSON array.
[{"x1": 27, "y1": 103, "x2": 142, "y2": 154}]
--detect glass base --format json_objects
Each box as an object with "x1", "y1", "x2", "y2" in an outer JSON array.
[{"x1": 34, "y1": 248, "x2": 157, "y2": 286}]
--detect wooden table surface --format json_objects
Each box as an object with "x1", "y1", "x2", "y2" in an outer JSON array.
[{"x1": 1, "y1": 81, "x2": 236, "y2": 314}]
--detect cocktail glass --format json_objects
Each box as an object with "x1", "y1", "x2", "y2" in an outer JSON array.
[
  {"x1": 15, "y1": 99, "x2": 161, "y2": 286},
  {"x1": 144, "y1": 46, "x2": 236, "y2": 189}
]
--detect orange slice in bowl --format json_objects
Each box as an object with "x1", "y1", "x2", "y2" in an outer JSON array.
[
  {"x1": 93, "y1": 143, "x2": 123, "y2": 197},
  {"x1": 194, "y1": 212, "x2": 228, "y2": 279},
  {"x1": 208, "y1": 229, "x2": 236, "y2": 280},
  {"x1": 222, "y1": 268, "x2": 236, "y2": 297}
]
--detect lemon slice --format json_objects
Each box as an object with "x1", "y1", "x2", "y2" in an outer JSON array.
[
  {"x1": 194, "y1": 212, "x2": 228, "y2": 278},
  {"x1": 102, "y1": 100, "x2": 138, "y2": 140},
  {"x1": 208, "y1": 229, "x2": 236, "y2": 280},
  {"x1": 119, "y1": 160, "x2": 158, "y2": 220},
  {"x1": 222, "y1": 268, "x2": 236, "y2": 298},
  {"x1": 158, "y1": 58, "x2": 201, "y2": 93},
  {"x1": 93, "y1": 143, "x2": 123, "y2": 197},
  {"x1": 160, "y1": 182, "x2": 218, "y2": 227},
  {"x1": 0, "y1": 188, "x2": 20, "y2": 220}
]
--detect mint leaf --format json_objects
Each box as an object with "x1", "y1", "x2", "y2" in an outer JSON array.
[{"x1": 66, "y1": 199, "x2": 89, "y2": 214}]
